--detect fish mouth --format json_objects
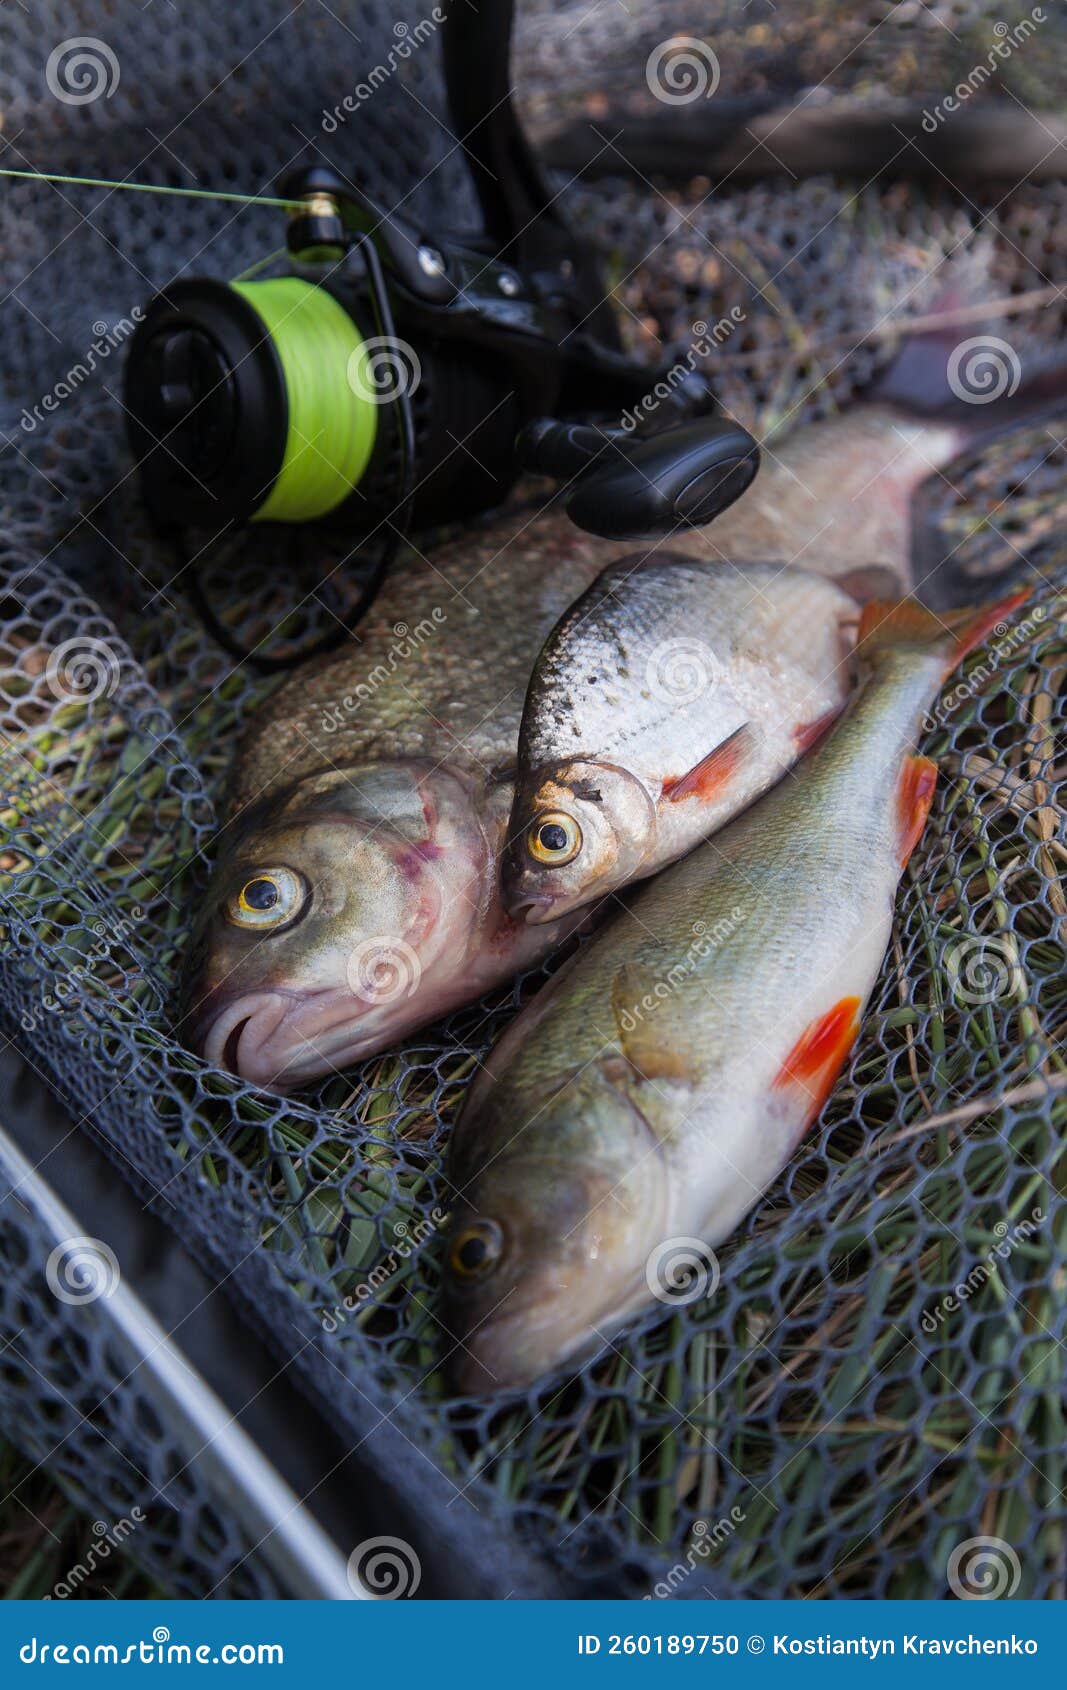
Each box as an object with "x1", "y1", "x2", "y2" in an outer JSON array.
[
  {"x1": 197, "y1": 986, "x2": 378, "y2": 1091},
  {"x1": 446, "y1": 1303, "x2": 625, "y2": 1396},
  {"x1": 505, "y1": 888, "x2": 561, "y2": 925}
]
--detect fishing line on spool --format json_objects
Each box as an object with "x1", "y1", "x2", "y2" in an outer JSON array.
[{"x1": 181, "y1": 233, "x2": 417, "y2": 673}]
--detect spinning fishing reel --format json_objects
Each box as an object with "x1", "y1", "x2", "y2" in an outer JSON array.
[{"x1": 122, "y1": 1, "x2": 759, "y2": 664}]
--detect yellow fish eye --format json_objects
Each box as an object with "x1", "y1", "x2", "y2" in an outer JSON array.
[
  {"x1": 449, "y1": 1219, "x2": 503, "y2": 1280},
  {"x1": 225, "y1": 868, "x2": 306, "y2": 931},
  {"x1": 527, "y1": 811, "x2": 582, "y2": 866}
]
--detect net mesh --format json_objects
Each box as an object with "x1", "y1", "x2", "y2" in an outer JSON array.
[{"x1": 1, "y1": 0, "x2": 1065, "y2": 1599}]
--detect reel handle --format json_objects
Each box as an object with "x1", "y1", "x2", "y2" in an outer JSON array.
[{"x1": 517, "y1": 414, "x2": 760, "y2": 541}]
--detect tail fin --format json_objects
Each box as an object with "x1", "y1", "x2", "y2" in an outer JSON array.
[{"x1": 857, "y1": 588, "x2": 1031, "y2": 676}]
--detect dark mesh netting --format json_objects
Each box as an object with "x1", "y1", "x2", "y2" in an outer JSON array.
[{"x1": 2, "y1": 0, "x2": 1066, "y2": 1598}]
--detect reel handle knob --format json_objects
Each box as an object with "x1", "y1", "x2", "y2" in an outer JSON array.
[{"x1": 566, "y1": 417, "x2": 761, "y2": 541}]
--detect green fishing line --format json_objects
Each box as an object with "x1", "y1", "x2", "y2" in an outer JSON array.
[
  {"x1": 0, "y1": 165, "x2": 303, "y2": 208},
  {"x1": 1, "y1": 166, "x2": 380, "y2": 523},
  {"x1": 230, "y1": 278, "x2": 377, "y2": 523}
]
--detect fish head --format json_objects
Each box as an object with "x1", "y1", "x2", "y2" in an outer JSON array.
[
  {"x1": 442, "y1": 1073, "x2": 667, "y2": 1393},
  {"x1": 181, "y1": 763, "x2": 491, "y2": 1089},
  {"x1": 503, "y1": 759, "x2": 656, "y2": 923}
]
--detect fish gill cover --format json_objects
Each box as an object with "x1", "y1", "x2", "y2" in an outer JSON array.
[{"x1": 1, "y1": 0, "x2": 1066, "y2": 1598}]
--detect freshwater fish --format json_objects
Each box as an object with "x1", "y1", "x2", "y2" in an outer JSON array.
[
  {"x1": 442, "y1": 587, "x2": 1028, "y2": 1394},
  {"x1": 181, "y1": 332, "x2": 1042, "y2": 1086},
  {"x1": 503, "y1": 557, "x2": 895, "y2": 922},
  {"x1": 180, "y1": 516, "x2": 618, "y2": 1089}
]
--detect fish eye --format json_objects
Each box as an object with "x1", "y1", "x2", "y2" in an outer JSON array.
[
  {"x1": 449, "y1": 1219, "x2": 503, "y2": 1280},
  {"x1": 527, "y1": 811, "x2": 582, "y2": 867},
  {"x1": 225, "y1": 868, "x2": 307, "y2": 932}
]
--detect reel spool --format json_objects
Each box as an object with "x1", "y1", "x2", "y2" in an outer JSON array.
[{"x1": 125, "y1": 269, "x2": 526, "y2": 534}]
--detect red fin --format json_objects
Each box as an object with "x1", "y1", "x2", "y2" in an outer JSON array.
[
  {"x1": 897, "y1": 754, "x2": 937, "y2": 867},
  {"x1": 793, "y1": 706, "x2": 843, "y2": 755},
  {"x1": 773, "y1": 996, "x2": 861, "y2": 1125},
  {"x1": 949, "y1": 589, "x2": 1032, "y2": 664},
  {"x1": 662, "y1": 724, "x2": 751, "y2": 804},
  {"x1": 856, "y1": 589, "x2": 1031, "y2": 677}
]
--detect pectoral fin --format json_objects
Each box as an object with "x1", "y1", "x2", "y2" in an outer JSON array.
[
  {"x1": 793, "y1": 706, "x2": 843, "y2": 755},
  {"x1": 609, "y1": 964, "x2": 695, "y2": 1083},
  {"x1": 773, "y1": 995, "x2": 861, "y2": 1128},
  {"x1": 896, "y1": 754, "x2": 937, "y2": 867},
  {"x1": 661, "y1": 722, "x2": 754, "y2": 804}
]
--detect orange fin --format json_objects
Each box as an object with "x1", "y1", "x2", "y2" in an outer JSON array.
[
  {"x1": 897, "y1": 753, "x2": 937, "y2": 867},
  {"x1": 773, "y1": 995, "x2": 861, "y2": 1126},
  {"x1": 793, "y1": 706, "x2": 843, "y2": 755},
  {"x1": 856, "y1": 588, "x2": 1031, "y2": 677},
  {"x1": 662, "y1": 723, "x2": 753, "y2": 804}
]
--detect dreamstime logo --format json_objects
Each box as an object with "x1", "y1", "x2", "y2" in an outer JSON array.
[
  {"x1": 46, "y1": 1237, "x2": 120, "y2": 1305},
  {"x1": 616, "y1": 907, "x2": 745, "y2": 1034},
  {"x1": 645, "y1": 1236, "x2": 720, "y2": 1307},
  {"x1": 944, "y1": 934, "x2": 1022, "y2": 1007},
  {"x1": 620, "y1": 309, "x2": 746, "y2": 432},
  {"x1": 21, "y1": 309, "x2": 143, "y2": 432},
  {"x1": 322, "y1": 8, "x2": 446, "y2": 130},
  {"x1": 322, "y1": 1208, "x2": 446, "y2": 1332},
  {"x1": 347, "y1": 1535, "x2": 421, "y2": 1598},
  {"x1": 947, "y1": 1535, "x2": 1021, "y2": 1599},
  {"x1": 319, "y1": 609, "x2": 446, "y2": 732},
  {"x1": 947, "y1": 336, "x2": 1021, "y2": 405},
  {"x1": 646, "y1": 36, "x2": 720, "y2": 104},
  {"x1": 46, "y1": 37, "x2": 120, "y2": 104},
  {"x1": 45, "y1": 636, "x2": 121, "y2": 704},
  {"x1": 920, "y1": 1207, "x2": 1042, "y2": 1333},
  {"x1": 347, "y1": 336, "x2": 422, "y2": 405},
  {"x1": 19, "y1": 905, "x2": 144, "y2": 1035},
  {"x1": 646, "y1": 638, "x2": 722, "y2": 705},
  {"x1": 921, "y1": 604, "x2": 1046, "y2": 732},
  {"x1": 346, "y1": 937, "x2": 422, "y2": 1006},
  {"x1": 644, "y1": 1510, "x2": 747, "y2": 1599},
  {"x1": 45, "y1": 1508, "x2": 145, "y2": 1599},
  {"x1": 921, "y1": 8, "x2": 1046, "y2": 131}
]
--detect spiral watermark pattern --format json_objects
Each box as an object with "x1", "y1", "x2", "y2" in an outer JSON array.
[
  {"x1": 645, "y1": 1236, "x2": 721, "y2": 1307},
  {"x1": 646, "y1": 638, "x2": 721, "y2": 705},
  {"x1": 45, "y1": 1237, "x2": 120, "y2": 1305},
  {"x1": 346, "y1": 936, "x2": 422, "y2": 1005},
  {"x1": 46, "y1": 38, "x2": 120, "y2": 105},
  {"x1": 347, "y1": 1535, "x2": 422, "y2": 1598},
  {"x1": 944, "y1": 934, "x2": 1022, "y2": 1006},
  {"x1": 947, "y1": 1535, "x2": 1021, "y2": 1599},
  {"x1": 45, "y1": 636, "x2": 121, "y2": 704},
  {"x1": 646, "y1": 36, "x2": 720, "y2": 104},
  {"x1": 347, "y1": 336, "x2": 422, "y2": 404},
  {"x1": 946, "y1": 335, "x2": 1021, "y2": 405}
]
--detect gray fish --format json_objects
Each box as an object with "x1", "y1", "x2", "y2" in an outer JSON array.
[{"x1": 502, "y1": 556, "x2": 895, "y2": 922}]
